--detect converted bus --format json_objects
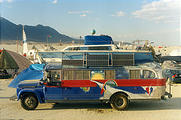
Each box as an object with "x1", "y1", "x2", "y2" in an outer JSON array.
[
  {"x1": 16, "y1": 63, "x2": 171, "y2": 110},
  {"x1": 16, "y1": 35, "x2": 171, "y2": 110}
]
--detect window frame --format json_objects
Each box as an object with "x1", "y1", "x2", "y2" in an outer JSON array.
[
  {"x1": 129, "y1": 69, "x2": 141, "y2": 79},
  {"x1": 142, "y1": 69, "x2": 156, "y2": 79},
  {"x1": 62, "y1": 69, "x2": 90, "y2": 80}
]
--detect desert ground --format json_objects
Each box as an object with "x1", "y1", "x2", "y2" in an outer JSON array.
[{"x1": 0, "y1": 79, "x2": 181, "y2": 120}]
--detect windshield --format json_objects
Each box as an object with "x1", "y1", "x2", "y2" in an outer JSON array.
[{"x1": 170, "y1": 70, "x2": 181, "y2": 74}]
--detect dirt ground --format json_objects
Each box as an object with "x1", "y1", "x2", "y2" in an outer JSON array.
[{"x1": 0, "y1": 79, "x2": 181, "y2": 120}]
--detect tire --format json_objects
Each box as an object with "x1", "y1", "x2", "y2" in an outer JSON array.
[
  {"x1": 110, "y1": 94, "x2": 129, "y2": 110},
  {"x1": 21, "y1": 94, "x2": 38, "y2": 110}
]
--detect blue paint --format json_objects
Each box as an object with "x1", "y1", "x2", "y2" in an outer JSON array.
[
  {"x1": 150, "y1": 87, "x2": 153, "y2": 94},
  {"x1": 16, "y1": 80, "x2": 149, "y2": 103},
  {"x1": 44, "y1": 86, "x2": 103, "y2": 100},
  {"x1": 45, "y1": 87, "x2": 64, "y2": 100},
  {"x1": 8, "y1": 64, "x2": 44, "y2": 88},
  {"x1": 115, "y1": 86, "x2": 146, "y2": 94},
  {"x1": 17, "y1": 85, "x2": 45, "y2": 103},
  {"x1": 84, "y1": 35, "x2": 114, "y2": 45}
]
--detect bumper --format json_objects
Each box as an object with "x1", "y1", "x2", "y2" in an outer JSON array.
[{"x1": 161, "y1": 92, "x2": 172, "y2": 100}]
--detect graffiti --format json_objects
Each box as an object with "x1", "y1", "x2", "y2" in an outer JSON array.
[
  {"x1": 91, "y1": 70, "x2": 105, "y2": 80},
  {"x1": 145, "y1": 87, "x2": 153, "y2": 96},
  {"x1": 80, "y1": 87, "x2": 90, "y2": 92}
]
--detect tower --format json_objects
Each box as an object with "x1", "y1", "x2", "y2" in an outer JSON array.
[{"x1": 22, "y1": 25, "x2": 28, "y2": 57}]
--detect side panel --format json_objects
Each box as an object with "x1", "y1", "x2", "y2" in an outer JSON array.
[
  {"x1": 91, "y1": 79, "x2": 166, "y2": 100},
  {"x1": 61, "y1": 80, "x2": 102, "y2": 100},
  {"x1": 44, "y1": 87, "x2": 64, "y2": 100},
  {"x1": 61, "y1": 79, "x2": 166, "y2": 100},
  {"x1": 62, "y1": 87, "x2": 101, "y2": 100}
]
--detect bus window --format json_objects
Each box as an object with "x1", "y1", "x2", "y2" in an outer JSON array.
[
  {"x1": 105, "y1": 70, "x2": 115, "y2": 79},
  {"x1": 63, "y1": 70, "x2": 90, "y2": 80},
  {"x1": 88, "y1": 46, "x2": 112, "y2": 50},
  {"x1": 129, "y1": 70, "x2": 140, "y2": 79},
  {"x1": 83, "y1": 70, "x2": 90, "y2": 80},
  {"x1": 73, "y1": 47, "x2": 80, "y2": 50},
  {"x1": 46, "y1": 70, "x2": 61, "y2": 86},
  {"x1": 143, "y1": 70, "x2": 155, "y2": 79},
  {"x1": 116, "y1": 68, "x2": 129, "y2": 79},
  {"x1": 74, "y1": 70, "x2": 83, "y2": 80},
  {"x1": 63, "y1": 70, "x2": 73, "y2": 80}
]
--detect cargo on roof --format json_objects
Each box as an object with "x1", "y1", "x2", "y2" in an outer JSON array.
[{"x1": 84, "y1": 35, "x2": 114, "y2": 45}]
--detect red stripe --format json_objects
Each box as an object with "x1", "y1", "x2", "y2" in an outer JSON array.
[
  {"x1": 61, "y1": 79, "x2": 166, "y2": 87},
  {"x1": 44, "y1": 83, "x2": 61, "y2": 88},
  {"x1": 61, "y1": 80, "x2": 91, "y2": 87},
  {"x1": 115, "y1": 79, "x2": 166, "y2": 86}
]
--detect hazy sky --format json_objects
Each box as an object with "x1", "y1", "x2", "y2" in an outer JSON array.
[{"x1": 0, "y1": 0, "x2": 180, "y2": 46}]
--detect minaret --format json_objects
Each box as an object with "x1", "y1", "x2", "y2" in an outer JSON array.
[{"x1": 22, "y1": 25, "x2": 28, "y2": 57}]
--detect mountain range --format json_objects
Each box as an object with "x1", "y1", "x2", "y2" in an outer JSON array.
[{"x1": 0, "y1": 17, "x2": 82, "y2": 43}]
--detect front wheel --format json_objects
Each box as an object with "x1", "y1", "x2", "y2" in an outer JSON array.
[
  {"x1": 110, "y1": 94, "x2": 129, "y2": 110},
  {"x1": 21, "y1": 94, "x2": 38, "y2": 110}
]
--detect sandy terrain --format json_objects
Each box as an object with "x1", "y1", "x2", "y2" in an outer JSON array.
[{"x1": 0, "y1": 79, "x2": 181, "y2": 120}]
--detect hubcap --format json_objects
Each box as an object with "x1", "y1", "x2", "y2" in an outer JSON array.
[
  {"x1": 25, "y1": 97, "x2": 35, "y2": 108},
  {"x1": 115, "y1": 97, "x2": 124, "y2": 107}
]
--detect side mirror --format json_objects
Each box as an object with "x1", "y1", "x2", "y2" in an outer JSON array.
[
  {"x1": 57, "y1": 81, "x2": 62, "y2": 87},
  {"x1": 39, "y1": 78, "x2": 47, "y2": 85}
]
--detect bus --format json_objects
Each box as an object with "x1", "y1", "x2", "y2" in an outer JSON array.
[{"x1": 16, "y1": 63, "x2": 172, "y2": 110}]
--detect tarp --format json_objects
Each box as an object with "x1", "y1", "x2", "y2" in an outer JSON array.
[
  {"x1": 0, "y1": 49, "x2": 19, "y2": 69},
  {"x1": 84, "y1": 35, "x2": 114, "y2": 45},
  {"x1": 7, "y1": 50, "x2": 32, "y2": 72},
  {"x1": 8, "y1": 64, "x2": 45, "y2": 88},
  {"x1": 29, "y1": 64, "x2": 45, "y2": 70}
]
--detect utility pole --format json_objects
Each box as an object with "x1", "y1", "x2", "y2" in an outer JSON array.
[
  {"x1": 16, "y1": 35, "x2": 19, "y2": 53},
  {"x1": 16, "y1": 40, "x2": 19, "y2": 53},
  {"x1": 46, "y1": 35, "x2": 48, "y2": 49}
]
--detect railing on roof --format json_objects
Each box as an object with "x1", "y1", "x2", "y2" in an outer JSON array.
[
  {"x1": 61, "y1": 52, "x2": 134, "y2": 68},
  {"x1": 38, "y1": 51, "x2": 154, "y2": 68}
]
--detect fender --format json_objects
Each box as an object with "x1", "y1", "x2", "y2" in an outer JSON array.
[{"x1": 17, "y1": 89, "x2": 45, "y2": 103}]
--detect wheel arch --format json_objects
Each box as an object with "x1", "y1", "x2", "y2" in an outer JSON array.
[
  {"x1": 109, "y1": 91, "x2": 129, "y2": 103},
  {"x1": 17, "y1": 90, "x2": 43, "y2": 103}
]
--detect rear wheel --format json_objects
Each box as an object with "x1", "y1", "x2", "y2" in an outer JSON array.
[
  {"x1": 110, "y1": 94, "x2": 129, "y2": 110},
  {"x1": 21, "y1": 94, "x2": 38, "y2": 110}
]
